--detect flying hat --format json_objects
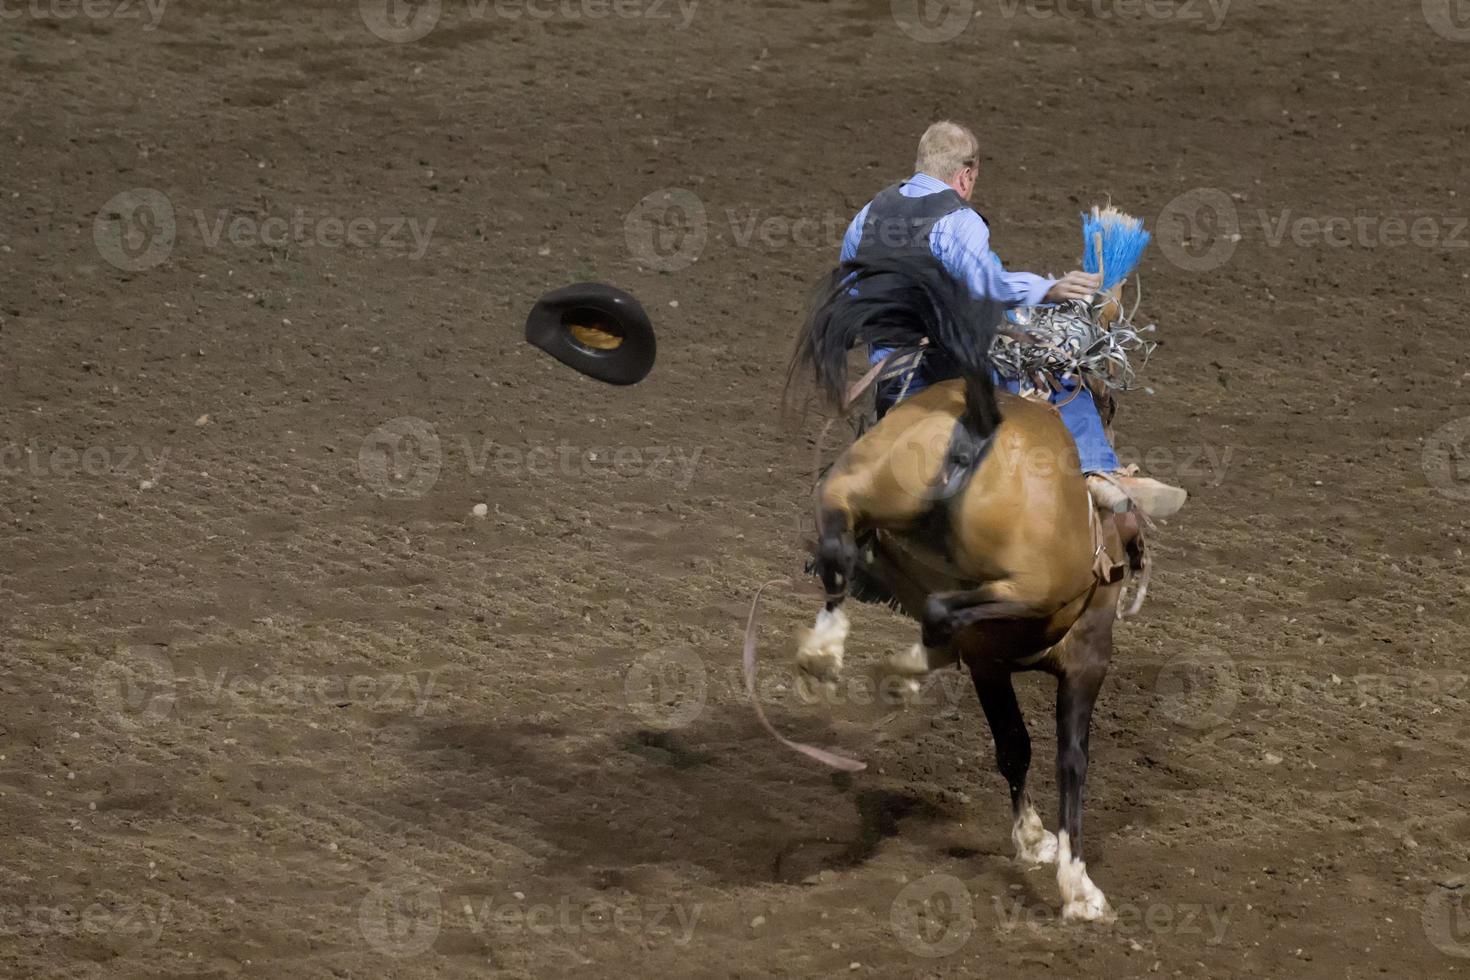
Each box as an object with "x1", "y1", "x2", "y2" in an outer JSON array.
[{"x1": 524, "y1": 282, "x2": 656, "y2": 386}]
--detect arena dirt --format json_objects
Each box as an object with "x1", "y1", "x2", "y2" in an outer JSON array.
[{"x1": 2, "y1": 0, "x2": 1469, "y2": 976}]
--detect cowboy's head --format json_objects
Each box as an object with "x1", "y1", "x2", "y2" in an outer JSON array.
[{"x1": 915, "y1": 120, "x2": 979, "y2": 201}]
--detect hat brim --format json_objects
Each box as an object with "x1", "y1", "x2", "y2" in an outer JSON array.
[{"x1": 524, "y1": 282, "x2": 656, "y2": 386}]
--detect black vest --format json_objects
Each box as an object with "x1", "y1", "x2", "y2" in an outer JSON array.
[{"x1": 855, "y1": 182, "x2": 972, "y2": 261}]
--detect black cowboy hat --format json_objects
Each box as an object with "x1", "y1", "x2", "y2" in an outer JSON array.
[{"x1": 524, "y1": 282, "x2": 656, "y2": 386}]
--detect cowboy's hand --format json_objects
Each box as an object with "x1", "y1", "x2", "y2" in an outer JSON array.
[{"x1": 1044, "y1": 270, "x2": 1103, "y2": 303}]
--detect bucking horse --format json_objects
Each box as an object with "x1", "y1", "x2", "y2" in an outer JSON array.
[{"x1": 777, "y1": 213, "x2": 1165, "y2": 923}]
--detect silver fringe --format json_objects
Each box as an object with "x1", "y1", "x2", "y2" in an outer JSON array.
[{"x1": 989, "y1": 292, "x2": 1158, "y2": 398}]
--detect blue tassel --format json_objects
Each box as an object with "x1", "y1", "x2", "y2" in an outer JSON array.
[{"x1": 1080, "y1": 206, "x2": 1151, "y2": 291}]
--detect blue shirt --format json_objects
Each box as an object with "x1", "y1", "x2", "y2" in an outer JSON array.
[{"x1": 841, "y1": 172, "x2": 1056, "y2": 308}]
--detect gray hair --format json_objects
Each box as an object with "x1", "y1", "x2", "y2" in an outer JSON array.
[{"x1": 914, "y1": 120, "x2": 979, "y2": 182}]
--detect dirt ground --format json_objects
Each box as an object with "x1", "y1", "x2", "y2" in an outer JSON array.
[{"x1": 3, "y1": 0, "x2": 1469, "y2": 976}]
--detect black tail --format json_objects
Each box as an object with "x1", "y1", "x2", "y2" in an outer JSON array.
[{"x1": 786, "y1": 254, "x2": 1004, "y2": 438}]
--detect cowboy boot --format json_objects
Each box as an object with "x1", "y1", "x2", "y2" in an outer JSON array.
[{"x1": 1087, "y1": 473, "x2": 1187, "y2": 519}]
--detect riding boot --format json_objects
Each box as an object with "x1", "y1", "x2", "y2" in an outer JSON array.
[{"x1": 1087, "y1": 473, "x2": 1187, "y2": 519}]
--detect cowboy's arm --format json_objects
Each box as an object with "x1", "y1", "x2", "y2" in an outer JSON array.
[{"x1": 929, "y1": 209, "x2": 1056, "y2": 308}]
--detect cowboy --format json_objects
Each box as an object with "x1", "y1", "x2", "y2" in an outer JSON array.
[{"x1": 840, "y1": 120, "x2": 1186, "y2": 518}]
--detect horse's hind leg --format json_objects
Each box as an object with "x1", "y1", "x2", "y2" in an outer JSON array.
[
  {"x1": 922, "y1": 583, "x2": 1053, "y2": 648},
  {"x1": 798, "y1": 443, "x2": 938, "y2": 694},
  {"x1": 796, "y1": 506, "x2": 856, "y2": 695},
  {"x1": 1054, "y1": 627, "x2": 1114, "y2": 922},
  {"x1": 969, "y1": 664, "x2": 1057, "y2": 865}
]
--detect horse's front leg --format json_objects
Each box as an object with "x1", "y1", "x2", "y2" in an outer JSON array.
[
  {"x1": 1054, "y1": 652, "x2": 1113, "y2": 922},
  {"x1": 877, "y1": 638, "x2": 957, "y2": 702},
  {"x1": 796, "y1": 508, "x2": 856, "y2": 698},
  {"x1": 969, "y1": 664, "x2": 1057, "y2": 865}
]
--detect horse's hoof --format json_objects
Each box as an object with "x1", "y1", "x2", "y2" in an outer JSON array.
[
  {"x1": 1056, "y1": 832, "x2": 1113, "y2": 923},
  {"x1": 1022, "y1": 833, "x2": 1059, "y2": 865},
  {"x1": 1012, "y1": 808, "x2": 1058, "y2": 866},
  {"x1": 1011, "y1": 834, "x2": 1058, "y2": 863},
  {"x1": 1061, "y1": 892, "x2": 1115, "y2": 924},
  {"x1": 796, "y1": 607, "x2": 848, "y2": 685}
]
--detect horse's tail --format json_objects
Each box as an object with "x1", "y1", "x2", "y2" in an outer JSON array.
[{"x1": 786, "y1": 254, "x2": 1004, "y2": 438}]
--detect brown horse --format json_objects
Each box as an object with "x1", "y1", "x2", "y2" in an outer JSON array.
[{"x1": 787, "y1": 253, "x2": 1130, "y2": 922}]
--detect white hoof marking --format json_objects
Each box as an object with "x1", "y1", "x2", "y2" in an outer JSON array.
[
  {"x1": 1012, "y1": 805, "x2": 1058, "y2": 865},
  {"x1": 797, "y1": 607, "x2": 848, "y2": 684},
  {"x1": 1057, "y1": 831, "x2": 1114, "y2": 923}
]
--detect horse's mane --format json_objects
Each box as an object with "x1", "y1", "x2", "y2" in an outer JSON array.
[{"x1": 784, "y1": 254, "x2": 1005, "y2": 438}]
